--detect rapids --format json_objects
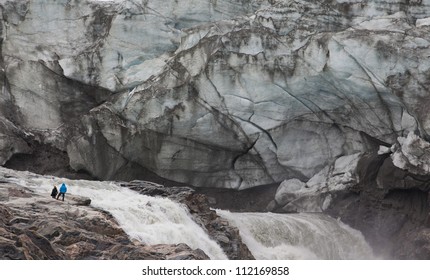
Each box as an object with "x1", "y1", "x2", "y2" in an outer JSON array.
[
  {"x1": 217, "y1": 210, "x2": 374, "y2": 259},
  {"x1": 1, "y1": 167, "x2": 374, "y2": 260}
]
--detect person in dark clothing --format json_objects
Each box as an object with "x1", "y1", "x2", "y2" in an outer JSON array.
[
  {"x1": 56, "y1": 183, "x2": 67, "y2": 201},
  {"x1": 51, "y1": 185, "x2": 58, "y2": 199}
]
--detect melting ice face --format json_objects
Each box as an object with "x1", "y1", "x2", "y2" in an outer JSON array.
[{"x1": 217, "y1": 210, "x2": 374, "y2": 260}]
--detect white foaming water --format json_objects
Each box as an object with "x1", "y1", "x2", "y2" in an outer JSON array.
[
  {"x1": 0, "y1": 168, "x2": 227, "y2": 260},
  {"x1": 2, "y1": 167, "x2": 374, "y2": 260},
  {"x1": 217, "y1": 210, "x2": 374, "y2": 260}
]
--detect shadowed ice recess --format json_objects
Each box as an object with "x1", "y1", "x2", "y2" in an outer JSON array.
[{"x1": 2, "y1": 168, "x2": 374, "y2": 260}]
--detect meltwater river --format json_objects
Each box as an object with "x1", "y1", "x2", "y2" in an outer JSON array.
[{"x1": 1, "y1": 167, "x2": 373, "y2": 260}]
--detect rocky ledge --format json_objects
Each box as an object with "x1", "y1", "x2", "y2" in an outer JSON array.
[{"x1": 0, "y1": 179, "x2": 208, "y2": 260}]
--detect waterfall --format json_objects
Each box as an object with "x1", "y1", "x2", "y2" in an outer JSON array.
[
  {"x1": 2, "y1": 167, "x2": 374, "y2": 260},
  {"x1": 1, "y1": 168, "x2": 227, "y2": 260},
  {"x1": 217, "y1": 210, "x2": 374, "y2": 260}
]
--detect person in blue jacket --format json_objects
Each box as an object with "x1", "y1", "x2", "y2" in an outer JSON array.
[{"x1": 56, "y1": 183, "x2": 67, "y2": 201}]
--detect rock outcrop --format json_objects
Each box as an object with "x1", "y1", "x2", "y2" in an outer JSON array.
[{"x1": 0, "y1": 176, "x2": 208, "y2": 260}]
